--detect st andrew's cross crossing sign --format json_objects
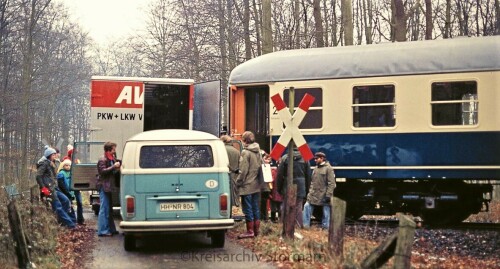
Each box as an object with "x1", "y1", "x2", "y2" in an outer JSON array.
[{"x1": 269, "y1": 93, "x2": 315, "y2": 161}]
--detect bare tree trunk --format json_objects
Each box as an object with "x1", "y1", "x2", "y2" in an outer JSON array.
[
  {"x1": 363, "y1": 0, "x2": 373, "y2": 44},
  {"x1": 496, "y1": 0, "x2": 500, "y2": 35},
  {"x1": 393, "y1": 0, "x2": 407, "y2": 41},
  {"x1": 218, "y1": 0, "x2": 228, "y2": 126},
  {"x1": 444, "y1": 0, "x2": 452, "y2": 38},
  {"x1": 342, "y1": 0, "x2": 354, "y2": 45},
  {"x1": 323, "y1": 0, "x2": 329, "y2": 46},
  {"x1": 252, "y1": 0, "x2": 262, "y2": 56},
  {"x1": 219, "y1": 0, "x2": 227, "y2": 88},
  {"x1": 243, "y1": 0, "x2": 251, "y2": 60},
  {"x1": 313, "y1": 0, "x2": 325, "y2": 47},
  {"x1": 262, "y1": 0, "x2": 273, "y2": 54},
  {"x1": 425, "y1": 0, "x2": 432, "y2": 39},
  {"x1": 20, "y1": 0, "x2": 38, "y2": 188},
  {"x1": 294, "y1": 0, "x2": 301, "y2": 48},
  {"x1": 227, "y1": 0, "x2": 237, "y2": 69},
  {"x1": 332, "y1": 0, "x2": 339, "y2": 46}
]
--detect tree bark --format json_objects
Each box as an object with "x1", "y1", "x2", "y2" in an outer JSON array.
[
  {"x1": 252, "y1": 0, "x2": 262, "y2": 56},
  {"x1": 262, "y1": 0, "x2": 273, "y2": 54},
  {"x1": 393, "y1": 0, "x2": 407, "y2": 42},
  {"x1": 243, "y1": 0, "x2": 251, "y2": 60},
  {"x1": 313, "y1": 0, "x2": 325, "y2": 47},
  {"x1": 342, "y1": 0, "x2": 354, "y2": 45},
  {"x1": 444, "y1": 0, "x2": 451, "y2": 38},
  {"x1": 425, "y1": 0, "x2": 432, "y2": 40}
]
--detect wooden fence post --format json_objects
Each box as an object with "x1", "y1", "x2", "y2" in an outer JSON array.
[
  {"x1": 394, "y1": 213, "x2": 416, "y2": 269},
  {"x1": 328, "y1": 197, "x2": 346, "y2": 260},
  {"x1": 360, "y1": 233, "x2": 397, "y2": 269},
  {"x1": 8, "y1": 200, "x2": 33, "y2": 269}
]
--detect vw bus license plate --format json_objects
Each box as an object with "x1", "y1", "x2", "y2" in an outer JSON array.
[{"x1": 160, "y1": 202, "x2": 195, "y2": 211}]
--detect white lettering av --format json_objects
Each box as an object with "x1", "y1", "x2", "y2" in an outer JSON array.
[{"x1": 115, "y1": 86, "x2": 144, "y2": 105}]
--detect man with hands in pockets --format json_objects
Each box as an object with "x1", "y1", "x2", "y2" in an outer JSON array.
[{"x1": 303, "y1": 152, "x2": 336, "y2": 230}]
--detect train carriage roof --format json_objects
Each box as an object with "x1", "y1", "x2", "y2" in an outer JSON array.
[{"x1": 229, "y1": 36, "x2": 500, "y2": 85}]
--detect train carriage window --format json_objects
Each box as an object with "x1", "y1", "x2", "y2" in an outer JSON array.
[
  {"x1": 352, "y1": 85, "x2": 396, "y2": 128},
  {"x1": 431, "y1": 81, "x2": 478, "y2": 126},
  {"x1": 283, "y1": 88, "x2": 322, "y2": 129}
]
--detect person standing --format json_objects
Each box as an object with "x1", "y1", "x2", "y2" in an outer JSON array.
[
  {"x1": 220, "y1": 135, "x2": 241, "y2": 207},
  {"x1": 236, "y1": 131, "x2": 262, "y2": 238},
  {"x1": 303, "y1": 152, "x2": 336, "y2": 229},
  {"x1": 269, "y1": 158, "x2": 282, "y2": 223},
  {"x1": 36, "y1": 146, "x2": 76, "y2": 229},
  {"x1": 276, "y1": 146, "x2": 311, "y2": 228},
  {"x1": 96, "y1": 142, "x2": 120, "y2": 236},
  {"x1": 57, "y1": 159, "x2": 77, "y2": 225},
  {"x1": 63, "y1": 145, "x2": 85, "y2": 225},
  {"x1": 259, "y1": 151, "x2": 272, "y2": 222}
]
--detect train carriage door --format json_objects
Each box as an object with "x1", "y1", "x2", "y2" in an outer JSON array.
[
  {"x1": 193, "y1": 80, "x2": 222, "y2": 137},
  {"x1": 229, "y1": 86, "x2": 270, "y2": 151},
  {"x1": 143, "y1": 83, "x2": 190, "y2": 131}
]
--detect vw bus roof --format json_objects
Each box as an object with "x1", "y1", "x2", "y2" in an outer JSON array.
[
  {"x1": 127, "y1": 129, "x2": 219, "y2": 142},
  {"x1": 229, "y1": 36, "x2": 500, "y2": 85}
]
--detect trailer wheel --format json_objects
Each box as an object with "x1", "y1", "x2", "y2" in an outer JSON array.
[{"x1": 124, "y1": 234, "x2": 136, "y2": 251}]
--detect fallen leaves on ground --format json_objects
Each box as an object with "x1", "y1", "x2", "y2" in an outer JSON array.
[
  {"x1": 228, "y1": 201, "x2": 500, "y2": 269},
  {"x1": 56, "y1": 224, "x2": 96, "y2": 269}
]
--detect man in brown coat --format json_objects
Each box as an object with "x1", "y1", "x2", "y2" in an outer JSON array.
[
  {"x1": 303, "y1": 152, "x2": 336, "y2": 229},
  {"x1": 221, "y1": 135, "x2": 241, "y2": 207},
  {"x1": 235, "y1": 131, "x2": 262, "y2": 238}
]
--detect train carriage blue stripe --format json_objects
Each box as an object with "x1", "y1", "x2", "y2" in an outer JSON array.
[{"x1": 272, "y1": 131, "x2": 500, "y2": 179}]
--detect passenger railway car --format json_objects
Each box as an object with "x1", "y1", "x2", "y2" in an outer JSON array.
[{"x1": 228, "y1": 36, "x2": 500, "y2": 224}]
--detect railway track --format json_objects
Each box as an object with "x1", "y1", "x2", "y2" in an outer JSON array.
[{"x1": 345, "y1": 218, "x2": 500, "y2": 231}]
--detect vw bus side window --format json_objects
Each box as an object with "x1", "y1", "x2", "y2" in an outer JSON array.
[
  {"x1": 431, "y1": 81, "x2": 478, "y2": 126},
  {"x1": 140, "y1": 145, "x2": 214, "y2": 168}
]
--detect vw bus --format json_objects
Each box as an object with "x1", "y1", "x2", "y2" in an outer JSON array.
[{"x1": 119, "y1": 129, "x2": 234, "y2": 250}]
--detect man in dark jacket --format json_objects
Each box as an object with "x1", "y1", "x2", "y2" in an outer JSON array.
[
  {"x1": 36, "y1": 146, "x2": 76, "y2": 229},
  {"x1": 276, "y1": 146, "x2": 311, "y2": 228},
  {"x1": 303, "y1": 152, "x2": 336, "y2": 229},
  {"x1": 96, "y1": 141, "x2": 120, "y2": 236}
]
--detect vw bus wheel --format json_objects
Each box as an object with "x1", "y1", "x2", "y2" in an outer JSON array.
[
  {"x1": 210, "y1": 230, "x2": 225, "y2": 248},
  {"x1": 124, "y1": 234, "x2": 136, "y2": 251}
]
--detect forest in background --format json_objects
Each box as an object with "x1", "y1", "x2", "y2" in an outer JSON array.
[{"x1": 0, "y1": 0, "x2": 499, "y2": 188}]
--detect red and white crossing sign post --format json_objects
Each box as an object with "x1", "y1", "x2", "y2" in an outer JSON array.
[
  {"x1": 270, "y1": 89, "x2": 315, "y2": 239},
  {"x1": 269, "y1": 92, "x2": 315, "y2": 161}
]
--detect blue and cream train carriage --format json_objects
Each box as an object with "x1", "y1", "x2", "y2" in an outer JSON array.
[{"x1": 228, "y1": 36, "x2": 500, "y2": 224}]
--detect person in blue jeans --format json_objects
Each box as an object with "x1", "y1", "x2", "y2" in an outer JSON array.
[
  {"x1": 236, "y1": 131, "x2": 262, "y2": 238},
  {"x1": 57, "y1": 159, "x2": 77, "y2": 224},
  {"x1": 63, "y1": 146, "x2": 85, "y2": 225},
  {"x1": 96, "y1": 142, "x2": 121, "y2": 237},
  {"x1": 36, "y1": 146, "x2": 76, "y2": 229},
  {"x1": 303, "y1": 152, "x2": 336, "y2": 230}
]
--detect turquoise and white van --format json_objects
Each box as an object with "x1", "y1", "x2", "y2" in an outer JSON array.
[{"x1": 119, "y1": 129, "x2": 234, "y2": 250}]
